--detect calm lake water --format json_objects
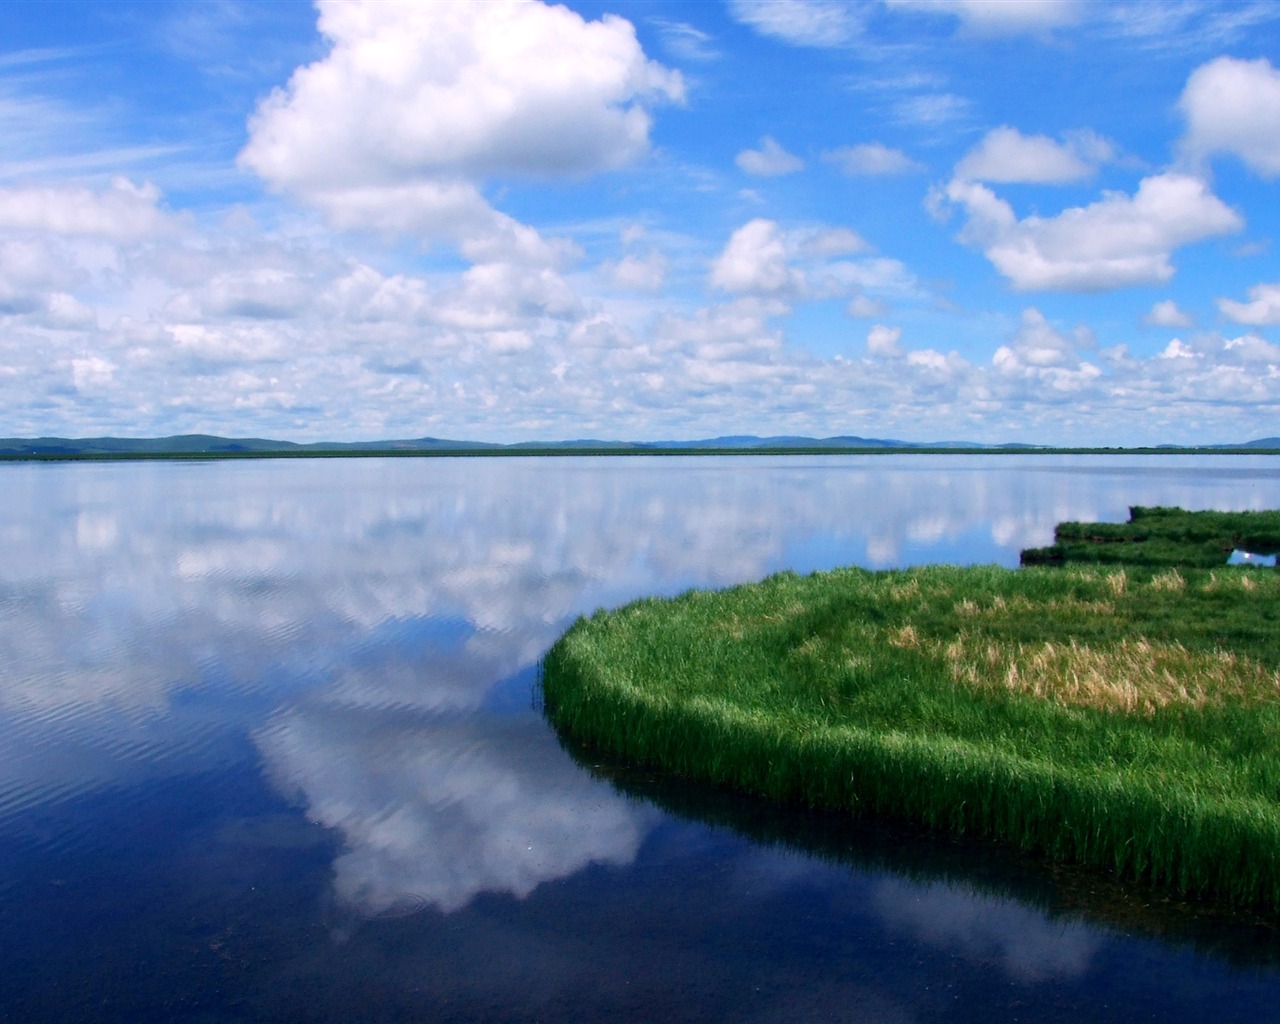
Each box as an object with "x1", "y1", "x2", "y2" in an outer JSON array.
[{"x1": 2, "y1": 454, "x2": 1280, "y2": 1023}]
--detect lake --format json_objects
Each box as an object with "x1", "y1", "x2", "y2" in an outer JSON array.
[{"x1": 2, "y1": 454, "x2": 1279, "y2": 1022}]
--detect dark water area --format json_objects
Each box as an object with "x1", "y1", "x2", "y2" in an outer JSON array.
[{"x1": 2, "y1": 454, "x2": 1279, "y2": 1023}]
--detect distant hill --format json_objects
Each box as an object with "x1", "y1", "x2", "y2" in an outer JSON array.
[
  {"x1": 0, "y1": 434, "x2": 496, "y2": 455},
  {"x1": 1, "y1": 434, "x2": 1278, "y2": 457}
]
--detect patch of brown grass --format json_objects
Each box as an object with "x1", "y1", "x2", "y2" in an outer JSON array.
[
  {"x1": 1150, "y1": 569, "x2": 1187, "y2": 592},
  {"x1": 944, "y1": 634, "x2": 1280, "y2": 714}
]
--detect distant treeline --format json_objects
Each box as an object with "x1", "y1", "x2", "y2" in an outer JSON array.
[{"x1": 2, "y1": 433, "x2": 1279, "y2": 460}]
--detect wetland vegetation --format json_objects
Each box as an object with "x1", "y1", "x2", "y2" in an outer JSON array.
[
  {"x1": 543, "y1": 508, "x2": 1280, "y2": 909},
  {"x1": 1022, "y1": 505, "x2": 1280, "y2": 568}
]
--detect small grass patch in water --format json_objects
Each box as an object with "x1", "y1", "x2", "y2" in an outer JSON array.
[
  {"x1": 542, "y1": 560, "x2": 1280, "y2": 909},
  {"x1": 1021, "y1": 505, "x2": 1280, "y2": 568}
]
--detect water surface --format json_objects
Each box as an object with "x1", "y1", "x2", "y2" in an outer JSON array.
[{"x1": 2, "y1": 454, "x2": 1279, "y2": 1022}]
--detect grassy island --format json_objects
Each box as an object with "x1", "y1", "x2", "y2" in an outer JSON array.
[{"x1": 542, "y1": 509, "x2": 1280, "y2": 908}]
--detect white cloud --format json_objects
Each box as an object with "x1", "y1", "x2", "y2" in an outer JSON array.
[
  {"x1": 990, "y1": 308, "x2": 1104, "y2": 396},
  {"x1": 244, "y1": 0, "x2": 682, "y2": 185},
  {"x1": 955, "y1": 126, "x2": 1110, "y2": 184},
  {"x1": 940, "y1": 173, "x2": 1242, "y2": 291},
  {"x1": 1160, "y1": 338, "x2": 1196, "y2": 360},
  {"x1": 0, "y1": 237, "x2": 81, "y2": 307},
  {"x1": 198, "y1": 268, "x2": 313, "y2": 321},
  {"x1": 994, "y1": 308, "x2": 1088, "y2": 368},
  {"x1": 0, "y1": 178, "x2": 177, "y2": 240},
  {"x1": 1180, "y1": 56, "x2": 1280, "y2": 178},
  {"x1": 867, "y1": 324, "x2": 902, "y2": 356},
  {"x1": 70, "y1": 354, "x2": 115, "y2": 391},
  {"x1": 652, "y1": 18, "x2": 721, "y2": 62},
  {"x1": 240, "y1": 0, "x2": 682, "y2": 254},
  {"x1": 726, "y1": 0, "x2": 861, "y2": 46},
  {"x1": 1103, "y1": 2, "x2": 1280, "y2": 54},
  {"x1": 606, "y1": 250, "x2": 668, "y2": 291},
  {"x1": 736, "y1": 136, "x2": 805, "y2": 176},
  {"x1": 1224, "y1": 332, "x2": 1280, "y2": 362},
  {"x1": 823, "y1": 143, "x2": 922, "y2": 176},
  {"x1": 796, "y1": 226, "x2": 868, "y2": 258},
  {"x1": 884, "y1": 0, "x2": 1081, "y2": 34},
  {"x1": 709, "y1": 220, "x2": 802, "y2": 295},
  {"x1": 894, "y1": 93, "x2": 971, "y2": 127},
  {"x1": 43, "y1": 291, "x2": 96, "y2": 329},
  {"x1": 1218, "y1": 281, "x2": 1280, "y2": 325},
  {"x1": 708, "y1": 220, "x2": 878, "y2": 298},
  {"x1": 1144, "y1": 299, "x2": 1194, "y2": 328},
  {"x1": 846, "y1": 294, "x2": 888, "y2": 318},
  {"x1": 304, "y1": 180, "x2": 578, "y2": 267},
  {"x1": 435, "y1": 262, "x2": 583, "y2": 330}
]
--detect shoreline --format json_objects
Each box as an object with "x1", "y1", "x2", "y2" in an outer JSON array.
[
  {"x1": 4, "y1": 445, "x2": 1279, "y2": 463},
  {"x1": 541, "y1": 556, "x2": 1280, "y2": 909}
]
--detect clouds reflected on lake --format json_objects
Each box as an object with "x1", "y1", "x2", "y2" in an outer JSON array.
[{"x1": 3, "y1": 454, "x2": 1279, "y2": 922}]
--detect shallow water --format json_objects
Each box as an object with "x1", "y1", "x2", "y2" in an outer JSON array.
[{"x1": 2, "y1": 454, "x2": 1279, "y2": 1022}]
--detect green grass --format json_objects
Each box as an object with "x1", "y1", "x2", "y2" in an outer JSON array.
[
  {"x1": 542, "y1": 559, "x2": 1280, "y2": 908},
  {"x1": 1022, "y1": 505, "x2": 1280, "y2": 568}
]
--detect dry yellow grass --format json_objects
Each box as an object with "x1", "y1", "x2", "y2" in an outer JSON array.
[
  {"x1": 1150, "y1": 569, "x2": 1187, "y2": 592},
  {"x1": 943, "y1": 634, "x2": 1280, "y2": 714}
]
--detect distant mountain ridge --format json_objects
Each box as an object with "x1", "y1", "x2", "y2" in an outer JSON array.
[{"x1": 2, "y1": 433, "x2": 1279, "y2": 456}]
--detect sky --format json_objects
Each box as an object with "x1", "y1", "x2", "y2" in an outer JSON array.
[{"x1": 1, "y1": 0, "x2": 1279, "y2": 446}]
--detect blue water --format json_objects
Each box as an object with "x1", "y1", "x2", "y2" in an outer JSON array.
[{"x1": 1, "y1": 454, "x2": 1279, "y2": 1022}]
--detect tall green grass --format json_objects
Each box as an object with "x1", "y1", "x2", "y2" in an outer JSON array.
[
  {"x1": 542, "y1": 562, "x2": 1280, "y2": 908},
  {"x1": 1021, "y1": 505, "x2": 1280, "y2": 567}
]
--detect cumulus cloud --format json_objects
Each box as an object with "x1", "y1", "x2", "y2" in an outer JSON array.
[
  {"x1": 987, "y1": 316, "x2": 1106, "y2": 408},
  {"x1": 1224, "y1": 332, "x2": 1280, "y2": 362},
  {"x1": 939, "y1": 173, "x2": 1242, "y2": 291},
  {"x1": 0, "y1": 237, "x2": 83, "y2": 314},
  {"x1": 0, "y1": 178, "x2": 177, "y2": 240},
  {"x1": 726, "y1": 0, "x2": 861, "y2": 46},
  {"x1": 1218, "y1": 281, "x2": 1280, "y2": 325},
  {"x1": 736, "y1": 136, "x2": 805, "y2": 176},
  {"x1": 240, "y1": 0, "x2": 682, "y2": 255},
  {"x1": 1179, "y1": 56, "x2": 1280, "y2": 178},
  {"x1": 194, "y1": 268, "x2": 313, "y2": 321},
  {"x1": 954, "y1": 126, "x2": 1112, "y2": 184},
  {"x1": 1157, "y1": 331, "x2": 1280, "y2": 369},
  {"x1": 0, "y1": 233, "x2": 106, "y2": 329},
  {"x1": 823, "y1": 143, "x2": 922, "y2": 176},
  {"x1": 433, "y1": 261, "x2": 583, "y2": 330},
  {"x1": 1144, "y1": 299, "x2": 1194, "y2": 328},
  {"x1": 300, "y1": 180, "x2": 577, "y2": 267},
  {"x1": 1160, "y1": 338, "x2": 1196, "y2": 360},
  {"x1": 994, "y1": 308, "x2": 1095, "y2": 374},
  {"x1": 867, "y1": 324, "x2": 902, "y2": 356},
  {"x1": 606, "y1": 250, "x2": 668, "y2": 291},
  {"x1": 709, "y1": 219, "x2": 878, "y2": 298},
  {"x1": 710, "y1": 220, "x2": 805, "y2": 296}
]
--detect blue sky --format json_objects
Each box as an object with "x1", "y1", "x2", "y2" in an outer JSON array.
[{"x1": 1, "y1": 0, "x2": 1278, "y2": 445}]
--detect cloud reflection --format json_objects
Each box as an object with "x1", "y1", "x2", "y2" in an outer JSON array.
[
  {"x1": 256, "y1": 705, "x2": 653, "y2": 915},
  {"x1": 873, "y1": 878, "x2": 1101, "y2": 981},
  {"x1": 3, "y1": 455, "x2": 1279, "y2": 912}
]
